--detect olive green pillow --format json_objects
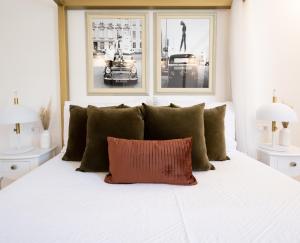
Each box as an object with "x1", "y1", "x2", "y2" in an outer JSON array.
[
  {"x1": 143, "y1": 103, "x2": 213, "y2": 171},
  {"x1": 204, "y1": 105, "x2": 229, "y2": 161},
  {"x1": 171, "y1": 103, "x2": 229, "y2": 161},
  {"x1": 62, "y1": 104, "x2": 126, "y2": 162},
  {"x1": 62, "y1": 105, "x2": 87, "y2": 161},
  {"x1": 118, "y1": 104, "x2": 145, "y2": 117},
  {"x1": 77, "y1": 106, "x2": 144, "y2": 172}
]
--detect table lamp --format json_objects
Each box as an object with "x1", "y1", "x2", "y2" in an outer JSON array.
[
  {"x1": 0, "y1": 94, "x2": 38, "y2": 154},
  {"x1": 256, "y1": 92, "x2": 298, "y2": 151}
]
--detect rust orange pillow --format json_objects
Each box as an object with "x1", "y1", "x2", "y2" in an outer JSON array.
[{"x1": 105, "y1": 137, "x2": 197, "y2": 185}]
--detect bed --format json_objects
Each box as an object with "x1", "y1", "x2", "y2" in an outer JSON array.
[
  {"x1": 1, "y1": 150, "x2": 300, "y2": 243},
  {"x1": 0, "y1": 99, "x2": 300, "y2": 243}
]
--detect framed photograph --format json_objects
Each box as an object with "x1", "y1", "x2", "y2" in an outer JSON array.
[
  {"x1": 154, "y1": 12, "x2": 216, "y2": 94},
  {"x1": 86, "y1": 13, "x2": 147, "y2": 95}
]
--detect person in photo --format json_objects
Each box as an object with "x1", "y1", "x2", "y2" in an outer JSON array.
[
  {"x1": 180, "y1": 20, "x2": 186, "y2": 52},
  {"x1": 105, "y1": 44, "x2": 115, "y2": 67}
]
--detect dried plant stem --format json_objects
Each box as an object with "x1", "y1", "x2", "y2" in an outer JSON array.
[
  {"x1": 282, "y1": 122, "x2": 289, "y2": 129},
  {"x1": 40, "y1": 99, "x2": 52, "y2": 130}
]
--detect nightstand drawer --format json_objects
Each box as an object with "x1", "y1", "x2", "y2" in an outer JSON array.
[
  {"x1": 0, "y1": 161, "x2": 31, "y2": 180},
  {"x1": 276, "y1": 157, "x2": 300, "y2": 177}
]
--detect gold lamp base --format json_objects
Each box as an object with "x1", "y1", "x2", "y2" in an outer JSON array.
[{"x1": 14, "y1": 123, "x2": 20, "y2": 134}]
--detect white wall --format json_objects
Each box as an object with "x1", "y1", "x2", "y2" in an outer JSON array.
[
  {"x1": 230, "y1": 0, "x2": 300, "y2": 156},
  {"x1": 0, "y1": 6, "x2": 231, "y2": 152},
  {"x1": 0, "y1": 0, "x2": 61, "y2": 150},
  {"x1": 67, "y1": 10, "x2": 231, "y2": 103},
  {"x1": 3, "y1": 1, "x2": 299, "y2": 157},
  {"x1": 3, "y1": 0, "x2": 300, "y2": 157}
]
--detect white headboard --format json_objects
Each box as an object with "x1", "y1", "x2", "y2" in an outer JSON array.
[{"x1": 63, "y1": 97, "x2": 236, "y2": 151}]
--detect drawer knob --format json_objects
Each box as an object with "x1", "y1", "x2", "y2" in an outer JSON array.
[
  {"x1": 289, "y1": 162, "x2": 297, "y2": 167},
  {"x1": 10, "y1": 165, "x2": 17, "y2": 170}
]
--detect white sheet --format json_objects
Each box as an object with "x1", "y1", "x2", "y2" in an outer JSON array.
[{"x1": 1, "y1": 151, "x2": 300, "y2": 243}]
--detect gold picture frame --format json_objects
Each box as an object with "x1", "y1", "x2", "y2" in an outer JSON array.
[
  {"x1": 154, "y1": 12, "x2": 216, "y2": 94},
  {"x1": 86, "y1": 12, "x2": 148, "y2": 95}
]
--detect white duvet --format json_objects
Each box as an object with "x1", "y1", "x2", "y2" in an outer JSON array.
[{"x1": 1, "y1": 151, "x2": 300, "y2": 243}]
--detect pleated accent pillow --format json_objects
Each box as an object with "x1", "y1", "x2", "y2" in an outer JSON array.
[{"x1": 105, "y1": 137, "x2": 197, "y2": 185}]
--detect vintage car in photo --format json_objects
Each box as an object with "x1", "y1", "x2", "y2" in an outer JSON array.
[
  {"x1": 104, "y1": 53, "x2": 138, "y2": 86},
  {"x1": 167, "y1": 53, "x2": 198, "y2": 88}
]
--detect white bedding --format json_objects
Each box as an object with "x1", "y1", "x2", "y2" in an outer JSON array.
[{"x1": 1, "y1": 151, "x2": 300, "y2": 243}]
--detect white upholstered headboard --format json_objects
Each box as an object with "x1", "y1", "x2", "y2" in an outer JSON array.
[{"x1": 63, "y1": 97, "x2": 236, "y2": 151}]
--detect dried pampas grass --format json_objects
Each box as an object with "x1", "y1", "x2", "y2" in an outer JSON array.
[
  {"x1": 282, "y1": 122, "x2": 289, "y2": 128},
  {"x1": 40, "y1": 100, "x2": 52, "y2": 130}
]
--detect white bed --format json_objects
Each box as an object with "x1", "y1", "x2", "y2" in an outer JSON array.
[
  {"x1": 1, "y1": 99, "x2": 300, "y2": 243},
  {"x1": 0, "y1": 150, "x2": 300, "y2": 243}
]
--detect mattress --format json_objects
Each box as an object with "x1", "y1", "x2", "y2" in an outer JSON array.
[{"x1": 0, "y1": 151, "x2": 300, "y2": 243}]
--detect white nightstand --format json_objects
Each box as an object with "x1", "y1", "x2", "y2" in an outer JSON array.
[
  {"x1": 0, "y1": 147, "x2": 56, "y2": 189},
  {"x1": 257, "y1": 146, "x2": 300, "y2": 179}
]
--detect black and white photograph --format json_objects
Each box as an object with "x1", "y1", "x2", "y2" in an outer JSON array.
[
  {"x1": 86, "y1": 13, "x2": 147, "y2": 94},
  {"x1": 155, "y1": 13, "x2": 216, "y2": 94}
]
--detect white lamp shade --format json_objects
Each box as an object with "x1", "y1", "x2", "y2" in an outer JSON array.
[
  {"x1": 256, "y1": 103, "x2": 298, "y2": 122},
  {"x1": 0, "y1": 104, "x2": 39, "y2": 124}
]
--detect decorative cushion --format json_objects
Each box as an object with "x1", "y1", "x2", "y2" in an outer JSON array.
[
  {"x1": 62, "y1": 104, "x2": 125, "y2": 162},
  {"x1": 118, "y1": 104, "x2": 145, "y2": 117},
  {"x1": 203, "y1": 105, "x2": 230, "y2": 161},
  {"x1": 105, "y1": 137, "x2": 197, "y2": 185},
  {"x1": 171, "y1": 104, "x2": 229, "y2": 161},
  {"x1": 77, "y1": 106, "x2": 144, "y2": 172},
  {"x1": 62, "y1": 105, "x2": 87, "y2": 161},
  {"x1": 143, "y1": 103, "x2": 213, "y2": 171}
]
